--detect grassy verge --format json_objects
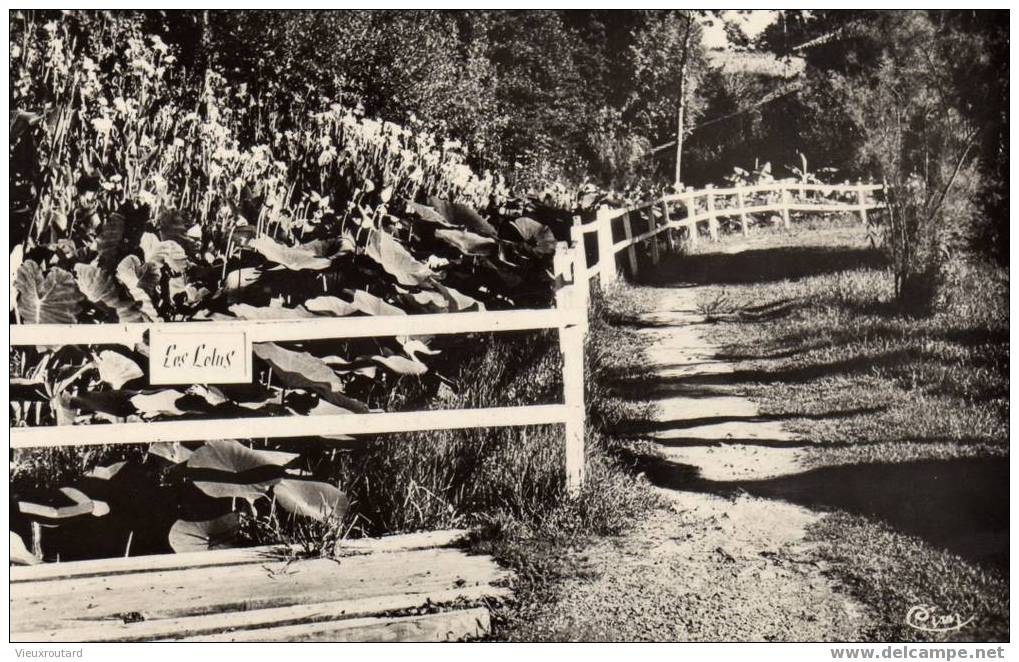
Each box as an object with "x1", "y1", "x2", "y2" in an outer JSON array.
[
  {"x1": 467, "y1": 283, "x2": 665, "y2": 639},
  {"x1": 673, "y1": 220, "x2": 1008, "y2": 641},
  {"x1": 682, "y1": 222, "x2": 1007, "y2": 468},
  {"x1": 301, "y1": 282, "x2": 663, "y2": 539},
  {"x1": 809, "y1": 513, "x2": 1008, "y2": 642}
]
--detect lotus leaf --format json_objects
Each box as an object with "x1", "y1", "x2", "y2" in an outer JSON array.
[
  {"x1": 15, "y1": 260, "x2": 82, "y2": 324},
  {"x1": 74, "y1": 263, "x2": 146, "y2": 322},
  {"x1": 371, "y1": 354, "x2": 428, "y2": 376},
  {"x1": 274, "y1": 479, "x2": 349, "y2": 522},
  {"x1": 10, "y1": 531, "x2": 39, "y2": 565},
  {"x1": 140, "y1": 233, "x2": 188, "y2": 273},
  {"x1": 405, "y1": 201, "x2": 455, "y2": 227},
  {"x1": 434, "y1": 282, "x2": 484, "y2": 312},
  {"x1": 223, "y1": 268, "x2": 263, "y2": 291},
  {"x1": 10, "y1": 245, "x2": 23, "y2": 312},
  {"x1": 130, "y1": 390, "x2": 187, "y2": 417},
  {"x1": 18, "y1": 487, "x2": 103, "y2": 521},
  {"x1": 250, "y1": 236, "x2": 332, "y2": 270},
  {"x1": 187, "y1": 439, "x2": 297, "y2": 500},
  {"x1": 352, "y1": 290, "x2": 406, "y2": 317},
  {"x1": 365, "y1": 229, "x2": 434, "y2": 287},
  {"x1": 427, "y1": 197, "x2": 498, "y2": 237},
  {"x1": 187, "y1": 439, "x2": 298, "y2": 473},
  {"x1": 86, "y1": 460, "x2": 129, "y2": 480},
  {"x1": 435, "y1": 228, "x2": 499, "y2": 256},
  {"x1": 71, "y1": 390, "x2": 136, "y2": 417},
  {"x1": 304, "y1": 296, "x2": 358, "y2": 317},
  {"x1": 115, "y1": 255, "x2": 159, "y2": 320},
  {"x1": 96, "y1": 351, "x2": 143, "y2": 389},
  {"x1": 253, "y1": 342, "x2": 371, "y2": 413},
  {"x1": 510, "y1": 217, "x2": 557, "y2": 255},
  {"x1": 168, "y1": 512, "x2": 240, "y2": 553},
  {"x1": 148, "y1": 442, "x2": 194, "y2": 464},
  {"x1": 229, "y1": 301, "x2": 315, "y2": 320}
]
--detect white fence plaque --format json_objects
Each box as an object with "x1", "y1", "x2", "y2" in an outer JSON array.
[{"x1": 149, "y1": 330, "x2": 252, "y2": 385}]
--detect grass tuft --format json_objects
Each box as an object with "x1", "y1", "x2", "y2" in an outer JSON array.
[
  {"x1": 689, "y1": 225, "x2": 1007, "y2": 467},
  {"x1": 809, "y1": 513, "x2": 1008, "y2": 642}
]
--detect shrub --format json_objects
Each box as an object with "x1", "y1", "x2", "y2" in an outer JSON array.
[{"x1": 836, "y1": 12, "x2": 983, "y2": 313}]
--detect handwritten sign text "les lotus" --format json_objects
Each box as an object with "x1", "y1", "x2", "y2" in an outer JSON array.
[{"x1": 150, "y1": 331, "x2": 252, "y2": 385}]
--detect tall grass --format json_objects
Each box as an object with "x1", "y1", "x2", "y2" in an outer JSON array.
[
  {"x1": 313, "y1": 285, "x2": 661, "y2": 540},
  {"x1": 693, "y1": 229, "x2": 1007, "y2": 467}
]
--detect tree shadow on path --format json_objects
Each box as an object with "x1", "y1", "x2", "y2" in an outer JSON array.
[
  {"x1": 642, "y1": 244, "x2": 888, "y2": 286},
  {"x1": 634, "y1": 454, "x2": 1009, "y2": 576}
]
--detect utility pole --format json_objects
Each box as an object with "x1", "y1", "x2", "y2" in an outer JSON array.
[{"x1": 674, "y1": 12, "x2": 696, "y2": 188}]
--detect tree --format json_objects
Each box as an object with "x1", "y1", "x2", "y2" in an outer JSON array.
[
  {"x1": 758, "y1": 9, "x2": 1006, "y2": 269},
  {"x1": 838, "y1": 12, "x2": 982, "y2": 310},
  {"x1": 482, "y1": 11, "x2": 603, "y2": 184},
  {"x1": 627, "y1": 10, "x2": 708, "y2": 186},
  {"x1": 931, "y1": 10, "x2": 1009, "y2": 264},
  {"x1": 177, "y1": 11, "x2": 502, "y2": 163}
]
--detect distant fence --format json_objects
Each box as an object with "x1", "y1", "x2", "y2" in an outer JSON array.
[
  {"x1": 9, "y1": 180, "x2": 881, "y2": 496},
  {"x1": 572, "y1": 180, "x2": 884, "y2": 285}
]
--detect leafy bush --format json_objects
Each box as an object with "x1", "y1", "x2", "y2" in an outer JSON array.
[
  {"x1": 815, "y1": 13, "x2": 985, "y2": 313},
  {"x1": 9, "y1": 10, "x2": 574, "y2": 432},
  {"x1": 9, "y1": 11, "x2": 659, "y2": 561}
]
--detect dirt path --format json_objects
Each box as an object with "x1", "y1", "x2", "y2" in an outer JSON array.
[
  {"x1": 634, "y1": 287, "x2": 806, "y2": 482},
  {"x1": 511, "y1": 281, "x2": 873, "y2": 641},
  {"x1": 511, "y1": 490, "x2": 869, "y2": 641}
]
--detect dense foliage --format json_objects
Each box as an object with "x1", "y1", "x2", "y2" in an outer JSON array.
[
  {"x1": 7, "y1": 10, "x2": 584, "y2": 560},
  {"x1": 752, "y1": 10, "x2": 1008, "y2": 267},
  {"x1": 8, "y1": 9, "x2": 1007, "y2": 562}
]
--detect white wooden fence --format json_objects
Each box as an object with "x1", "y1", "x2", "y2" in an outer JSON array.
[
  {"x1": 9, "y1": 180, "x2": 882, "y2": 495},
  {"x1": 574, "y1": 180, "x2": 883, "y2": 285}
]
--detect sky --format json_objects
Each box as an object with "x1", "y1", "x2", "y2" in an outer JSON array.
[{"x1": 701, "y1": 10, "x2": 780, "y2": 50}]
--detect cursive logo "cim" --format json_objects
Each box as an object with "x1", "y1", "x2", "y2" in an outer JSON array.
[{"x1": 906, "y1": 605, "x2": 975, "y2": 633}]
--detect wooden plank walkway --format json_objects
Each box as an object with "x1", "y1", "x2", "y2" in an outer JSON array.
[{"x1": 10, "y1": 530, "x2": 511, "y2": 642}]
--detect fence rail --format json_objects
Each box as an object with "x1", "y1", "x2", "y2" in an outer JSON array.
[
  {"x1": 576, "y1": 180, "x2": 884, "y2": 284},
  {"x1": 9, "y1": 180, "x2": 882, "y2": 494},
  {"x1": 9, "y1": 307, "x2": 587, "y2": 346}
]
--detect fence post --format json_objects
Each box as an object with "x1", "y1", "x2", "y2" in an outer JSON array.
[
  {"x1": 683, "y1": 194, "x2": 698, "y2": 246},
  {"x1": 780, "y1": 187, "x2": 791, "y2": 229},
  {"x1": 706, "y1": 187, "x2": 719, "y2": 241},
  {"x1": 570, "y1": 221, "x2": 590, "y2": 308},
  {"x1": 648, "y1": 209, "x2": 661, "y2": 265},
  {"x1": 856, "y1": 182, "x2": 869, "y2": 225},
  {"x1": 660, "y1": 200, "x2": 677, "y2": 253},
  {"x1": 31, "y1": 522, "x2": 43, "y2": 560},
  {"x1": 595, "y1": 206, "x2": 617, "y2": 286},
  {"x1": 737, "y1": 187, "x2": 749, "y2": 237},
  {"x1": 554, "y1": 241, "x2": 586, "y2": 497},
  {"x1": 621, "y1": 211, "x2": 639, "y2": 277}
]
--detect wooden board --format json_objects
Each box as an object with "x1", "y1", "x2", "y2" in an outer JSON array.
[
  {"x1": 10, "y1": 530, "x2": 510, "y2": 643},
  {"x1": 11, "y1": 404, "x2": 571, "y2": 449},
  {"x1": 177, "y1": 608, "x2": 493, "y2": 643},
  {"x1": 11, "y1": 529, "x2": 469, "y2": 583}
]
